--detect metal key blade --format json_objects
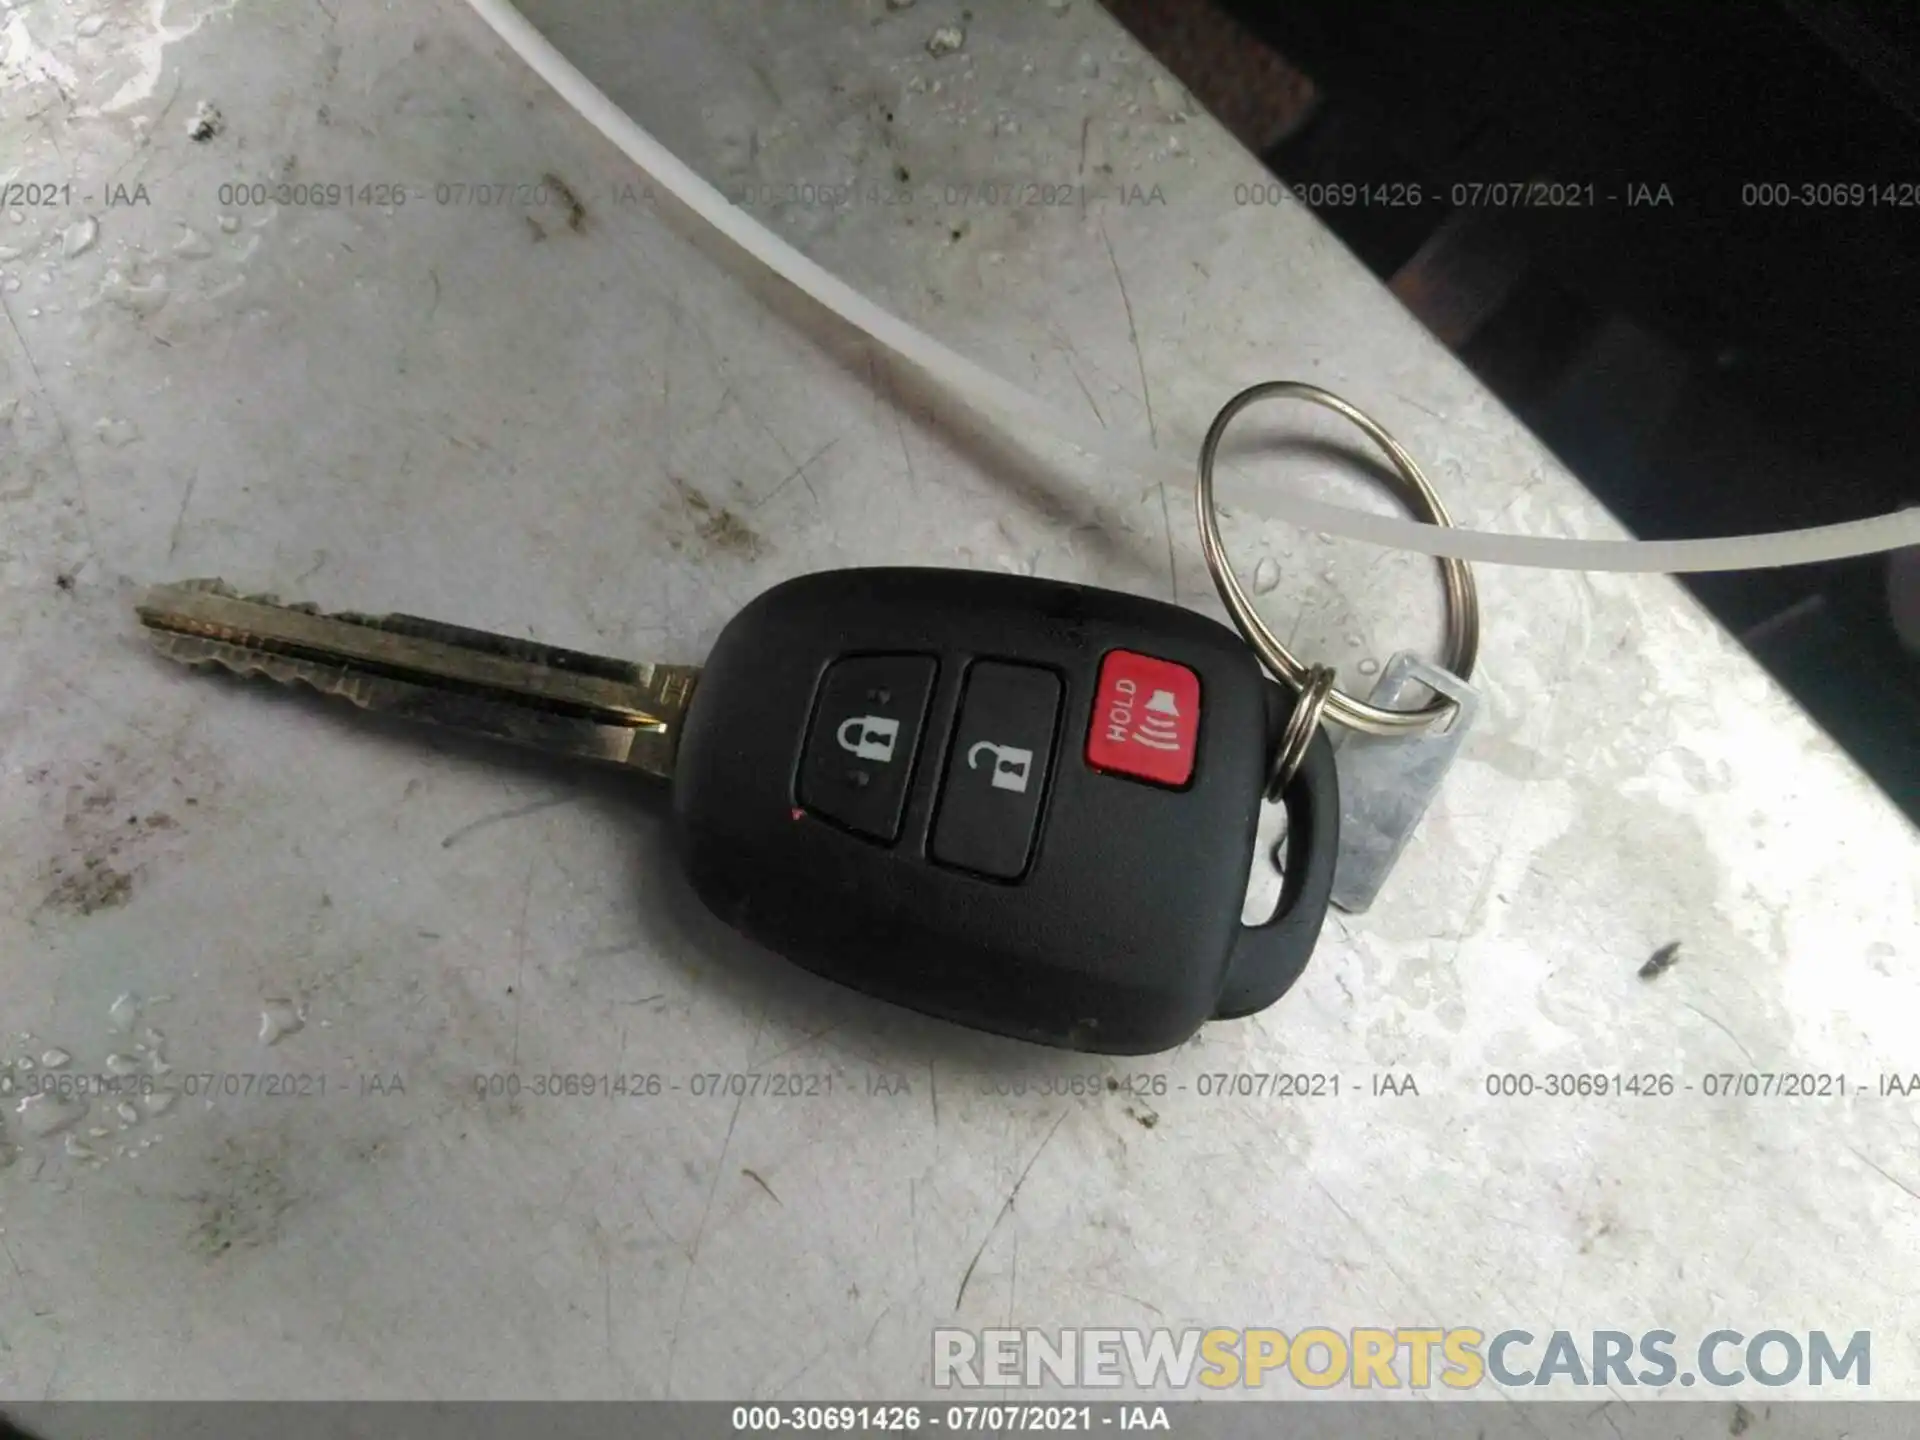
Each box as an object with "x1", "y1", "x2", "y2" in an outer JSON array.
[{"x1": 135, "y1": 580, "x2": 700, "y2": 779}]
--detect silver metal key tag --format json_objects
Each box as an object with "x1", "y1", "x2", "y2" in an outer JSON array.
[{"x1": 1330, "y1": 654, "x2": 1480, "y2": 913}]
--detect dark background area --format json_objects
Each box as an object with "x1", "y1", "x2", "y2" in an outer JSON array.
[{"x1": 1103, "y1": 0, "x2": 1920, "y2": 822}]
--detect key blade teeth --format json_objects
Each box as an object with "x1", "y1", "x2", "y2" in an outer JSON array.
[
  {"x1": 151, "y1": 637, "x2": 661, "y2": 762},
  {"x1": 135, "y1": 578, "x2": 235, "y2": 617},
  {"x1": 132, "y1": 578, "x2": 697, "y2": 780},
  {"x1": 137, "y1": 580, "x2": 331, "y2": 631},
  {"x1": 142, "y1": 628, "x2": 375, "y2": 705},
  {"x1": 142, "y1": 625, "x2": 259, "y2": 669}
]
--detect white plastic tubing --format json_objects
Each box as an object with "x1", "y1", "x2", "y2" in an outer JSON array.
[{"x1": 464, "y1": 0, "x2": 1920, "y2": 573}]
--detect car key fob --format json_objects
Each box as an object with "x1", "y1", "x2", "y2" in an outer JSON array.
[{"x1": 670, "y1": 567, "x2": 1338, "y2": 1055}]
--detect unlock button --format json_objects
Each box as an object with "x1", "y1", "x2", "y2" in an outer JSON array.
[
  {"x1": 799, "y1": 655, "x2": 938, "y2": 844},
  {"x1": 933, "y1": 662, "x2": 1061, "y2": 880}
]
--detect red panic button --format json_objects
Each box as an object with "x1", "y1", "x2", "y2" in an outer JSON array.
[{"x1": 1084, "y1": 650, "x2": 1201, "y2": 787}]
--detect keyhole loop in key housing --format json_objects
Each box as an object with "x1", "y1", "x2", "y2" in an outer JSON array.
[{"x1": 1195, "y1": 380, "x2": 1481, "y2": 736}]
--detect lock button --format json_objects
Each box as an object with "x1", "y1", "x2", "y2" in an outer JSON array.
[
  {"x1": 798, "y1": 654, "x2": 939, "y2": 843},
  {"x1": 930, "y1": 661, "x2": 1061, "y2": 881}
]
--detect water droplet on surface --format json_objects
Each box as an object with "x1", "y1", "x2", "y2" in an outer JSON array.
[
  {"x1": 1252, "y1": 556, "x2": 1281, "y2": 595},
  {"x1": 116, "y1": 1101, "x2": 140, "y2": 1127},
  {"x1": 1358, "y1": 657, "x2": 1380, "y2": 676},
  {"x1": 64, "y1": 1135, "x2": 98, "y2": 1161},
  {"x1": 173, "y1": 227, "x2": 213, "y2": 259},
  {"x1": 62, "y1": 217, "x2": 99, "y2": 258},
  {"x1": 1, "y1": 276, "x2": 19, "y2": 293},
  {"x1": 259, "y1": 999, "x2": 304, "y2": 1046},
  {"x1": 99, "y1": 269, "x2": 171, "y2": 316},
  {"x1": 108, "y1": 993, "x2": 140, "y2": 1033},
  {"x1": 1346, "y1": 633, "x2": 1362, "y2": 648},
  {"x1": 16, "y1": 1092, "x2": 86, "y2": 1139},
  {"x1": 143, "y1": 1090, "x2": 176, "y2": 1116},
  {"x1": 7, "y1": 211, "x2": 24, "y2": 226},
  {"x1": 218, "y1": 214, "x2": 241, "y2": 234},
  {"x1": 16, "y1": 1058, "x2": 33, "y2": 1073},
  {"x1": 93, "y1": 417, "x2": 139, "y2": 448},
  {"x1": 76, "y1": 14, "x2": 106, "y2": 36},
  {"x1": 40, "y1": 1049, "x2": 70, "y2": 1069},
  {"x1": 104, "y1": 1053, "x2": 140, "y2": 1078}
]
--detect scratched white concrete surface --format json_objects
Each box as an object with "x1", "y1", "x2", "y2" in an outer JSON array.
[{"x1": 1, "y1": 0, "x2": 1917, "y2": 1408}]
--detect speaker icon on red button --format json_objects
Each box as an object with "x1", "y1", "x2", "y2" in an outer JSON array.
[
  {"x1": 1131, "y1": 689, "x2": 1183, "y2": 750},
  {"x1": 1085, "y1": 651, "x2": 1201, "y2": 787}
]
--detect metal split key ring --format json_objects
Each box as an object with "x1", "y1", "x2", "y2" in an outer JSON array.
[
  {"x1": 1194, "y1": 380, "x2": 1481, "y2": 792},
  {"x1": 1263, "y1": 662, "x2": 1336, "y2": 800}
]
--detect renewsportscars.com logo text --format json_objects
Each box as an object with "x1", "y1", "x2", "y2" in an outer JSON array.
[{"x1": 932, "y1": 1327, "x2": 1871, "y2": 1391}]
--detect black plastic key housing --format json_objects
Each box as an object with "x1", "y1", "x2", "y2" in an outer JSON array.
[{"x1": 670, "y1": 568, "x2": 1338, "y2": 1055}]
